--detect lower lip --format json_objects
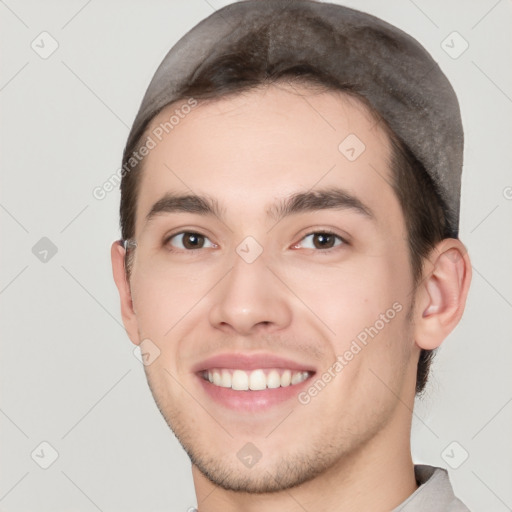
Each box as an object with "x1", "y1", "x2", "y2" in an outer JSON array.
[{"x1": 196, "y1": 373, "x2": 314, "y2": 412}]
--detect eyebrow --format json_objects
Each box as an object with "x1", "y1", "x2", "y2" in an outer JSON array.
[
  {"x1": 268, "y1": 188, "x2": 374, "y2": 221},
  {"x1": 144, "y1": 187, "x2": 374, "y2": 225},
  {"x1": 145, "y1": 193, "x2": 223, "y2": 224}
]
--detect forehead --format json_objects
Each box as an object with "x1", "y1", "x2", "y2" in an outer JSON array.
[{"x1": 134, "y1": 84, "x2": 397, "y2": 235}]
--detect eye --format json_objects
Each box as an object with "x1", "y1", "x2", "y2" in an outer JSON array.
[
  {"x1": 293, "y1": 232, "x2": 345, "y2": 250},
  {"x1": 165, "y1": 232, "x2": 216, "y2": 250}
]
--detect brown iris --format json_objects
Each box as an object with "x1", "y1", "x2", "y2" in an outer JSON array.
[
  {"x1": 311, "y1": 233, "x2": 337, "y2": 249},
  {"x1": 181, "y1": 232, "x2": 206, "y2": 249}
]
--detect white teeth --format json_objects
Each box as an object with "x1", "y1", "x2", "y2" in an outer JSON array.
[
  {"x1": 205, "y1": 368, "x2": 311, "y2": 391},
  {"x1": 232, "y1": 370, "x2": 249, "y2": 390},
  {"x1": 267, "y1": 370, "x2": 281, "y2": 389},
  {"x1": 220, "y1": 369, "x2": 231, "y2": 388},
  {"x1": 249, "y1": 369, "x2": 267, "y2": 390},
  {"x1": 280, "y1": 369, "x2": 291, "y2": 387},
  {"x1": 291, "y1": 371, "x2": 309, "y2": 385},
  {"x1": 212, "y1": 371, "x2": 222, "y2": 386}
]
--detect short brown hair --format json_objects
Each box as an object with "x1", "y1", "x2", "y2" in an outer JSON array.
[{"x1": 120, "y1": 42, "x2": 453, "y2": 394}]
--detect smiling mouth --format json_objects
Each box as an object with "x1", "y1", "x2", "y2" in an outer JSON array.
[{"x1": 201, "y1": 368, "x2": 313, "y2": 391}]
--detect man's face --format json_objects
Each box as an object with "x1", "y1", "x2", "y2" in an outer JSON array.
[{"x1": 125, "y1": 84, "x2": 419, "y2": 492}]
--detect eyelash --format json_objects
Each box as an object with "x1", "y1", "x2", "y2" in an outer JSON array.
[
  {"x1": 163, "y1": 231, "x2": 217, "y2": 252},
  {"x1": 163, "y1": 230, "x2": 348, "y2": 253},
  {"x1": 292, "y1": 231, "x2": 348, "y2": 251}
]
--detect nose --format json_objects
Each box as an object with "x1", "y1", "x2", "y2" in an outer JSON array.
[{"x1": 208, "y1": 255, "x2": 293, "y2": 336}]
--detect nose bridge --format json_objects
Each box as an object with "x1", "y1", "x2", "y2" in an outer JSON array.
[{"x1": 208, "y1": 249, "x2": 292, "y2": 334}]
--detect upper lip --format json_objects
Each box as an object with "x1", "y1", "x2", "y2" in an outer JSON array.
[{"x1": 192, "y1": 352, "x2": 317, "y2": 374}]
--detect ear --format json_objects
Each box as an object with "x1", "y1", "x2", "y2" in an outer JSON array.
[
  {"x1": 111, "y1": 240, "x2": 140, "y2": 346},
  {"x1": 413, "y1": 238, "x2": 472, "y2": 350}
]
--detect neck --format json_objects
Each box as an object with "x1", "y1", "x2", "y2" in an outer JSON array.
[{"x1": 191, "y1": 406, "x2": 417, "y2": 512}]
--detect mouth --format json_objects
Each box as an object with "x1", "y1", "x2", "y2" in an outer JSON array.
[
  {"x1": 200, "y1": 368, "x2": 312, "y2": 390},
  {"x1": 193, "y1": 353, "x2": 316, "y2": 412}
]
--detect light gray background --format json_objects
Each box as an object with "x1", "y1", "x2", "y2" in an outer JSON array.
[{"x1": 1, "y1": 1, "x2": 511, "y2": 510}]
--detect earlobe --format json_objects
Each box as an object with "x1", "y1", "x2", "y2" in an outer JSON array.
[
  {"x1": 111, "y1": 240, "x2": 140, "y2": 346},
  {"x1": 414, "y1": 239, "x2": 472, "y2": 350}
]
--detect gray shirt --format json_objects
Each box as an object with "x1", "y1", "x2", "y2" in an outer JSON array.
[{"x1": 392, "y1": 465, "x2": 470, "y2": 511}]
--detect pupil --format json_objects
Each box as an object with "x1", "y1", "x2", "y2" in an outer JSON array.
[
  {"x1": 184, "y1": 233, "x2": 203, "y2": 249},
  {"x1": 314, "y1": 233, "x2": 334, "y2": 249}
]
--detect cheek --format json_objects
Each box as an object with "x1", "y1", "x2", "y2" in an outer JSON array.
[
  {"x1": 281, "y1": 251, "x2": 412, "y2": 343},
  {"x1": 282, "y1": 248, "x2": 415, "y2": 398},
  {"x1": 129, "y1": 261, "x2": 216, "y2": 336}
]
